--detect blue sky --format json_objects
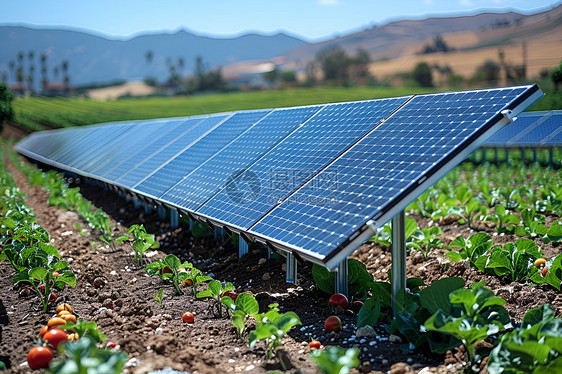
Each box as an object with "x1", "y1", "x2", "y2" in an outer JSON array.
[{"x1": 2, "y1": 0, "x2": 560, "y2": 41}]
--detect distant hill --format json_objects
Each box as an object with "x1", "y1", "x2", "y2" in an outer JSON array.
[
  {"x1": 0, "y1": 26, "x2": 307, "y2": 86},
  {"x1": 283, "y1": 5, "x2": 562, "y2": 80}
]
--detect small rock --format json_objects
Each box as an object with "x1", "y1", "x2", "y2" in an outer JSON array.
[
  {"x1": 389, "y1": 334, "x2": 402, "y2": 343},
  {"x1": 390, "y1": 362, "x2": 414, "y2": 374},
  {"x1": 262, "y1": 272, "x2": 271, "y2": 281},
  {"x1": 102, "y1": 298, "x2": 114, "y2": 309},
  {"x1": 93, "y1": 277, "x2": 106, "y2": 288},
  {"x1": 258, "y1": 258, "x2": 267, "y2": 265},
  {"x1": 356, "y1": 325, "x2": 377, "y2": 338}
]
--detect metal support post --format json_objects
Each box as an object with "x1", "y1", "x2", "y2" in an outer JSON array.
[
  {"x1": 549, "y1": 148, "x2": 554, "y2": 168},
  {"x1": 334, "y1": 258, "x2": 349, "y2": 297},
  {"x1": 157, "y1": 205, "x2": 166, "y2": 219},
  {"x1": 494, "y1": 148, "x2": 498, "y2": 164},
  {"x1": 533, "y1": 147, "x2": 537, "y2": 164},
  {"x1": 144, "y1": 202, "x2": 153, "y2": 215},
  {"x1": 286, "y1": 253, "x2": 298, "y2": 284},
  {"x1": 214, "y1": 227, "x2": 225, "y2": 241},
  {"x1": 189, "y1": 218, "x2": 193, "y2": 231},
  {"x1": 505, "y1": 147, "x2": 510, "y2": 166},
  {"x1": 132, "y1": 196, "x2": 141, "y2": 210},
  {"x1": 239, "y1": 236, "x2": 249, "y2": 258},
  {"x1": 170, "y1": 209, "x2": 179, "y2": 229},
  {"x1": 391, "y1": 210, "x2": 407, "y2": 316},
  {"x1": 520, "y1": 147, "x2": 526, "y2": 164}
]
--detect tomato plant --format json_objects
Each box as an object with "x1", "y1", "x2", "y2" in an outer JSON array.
[
  {"x1": 197, "y1": 280, "x2": 235, "y2": 317},
  {"x1": 27, "y1": 346, "x2": 54, "y2": 370}
]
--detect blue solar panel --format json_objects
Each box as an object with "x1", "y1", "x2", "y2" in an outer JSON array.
[
  {"x1": 248, "y1": 85, "x2": 541, "y2": 265},
  {"x1": 483, "y1": 111, "x2": 562, "y2": 147},
  {"x1": 87, "y1": 118, "x2": 189, "y2": 177},
  {"x1": 50, "y1": 123, "x2": 135, "y2": 168},
  {"x1": 116, "y1": 115, "x2": 229, "y2": 189},
  {"x1": 100, "y1": 118, "x2": 191, "y2": 183},
  {"x1": 517, "y1": 112, "x2": 562, "y2": 146},
  {"x1": 160, "y1": 105, "x2": 324, "y2": 211},
  {"x1": 195, "y1": 97, "x2": 410, "y2": 230}
]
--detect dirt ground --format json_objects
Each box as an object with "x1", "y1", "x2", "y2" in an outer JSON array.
[{"x1": 1, "y1": 153, "x2": 561, "y2": 374}]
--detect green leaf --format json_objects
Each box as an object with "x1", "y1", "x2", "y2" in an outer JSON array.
[
  {"x1": 357, "y1": 297, "x2": 381, "y2": 328},
  {"x1": 231, "y1": 310, "x2": 245, "y2": 335},
  {"x1": 235, "y1": 293, "x2": 259, "y2": 315},
  {"x1": 446, "y1": 251, "x2": 463, "y2": 262},
  {"x1": 29, "y1": 267, "x2": 48, "y2": 281},
  {"x1": 57, "y1": 271, "x2": 77, "y2": 287},
  {"x1": 522, "y1": 304, "x2": 555, "y2": 328},
  {"x1": 419, "y1": 277, "x2": 465, "y2": 315}
]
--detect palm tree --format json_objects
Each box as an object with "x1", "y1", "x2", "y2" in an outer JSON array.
[
  {"x1": 9, "y1": 61, "x2": 15, "y2": 83},
  {"x1": 146, "y1": 50, "x2": 153, "y2": 64}
]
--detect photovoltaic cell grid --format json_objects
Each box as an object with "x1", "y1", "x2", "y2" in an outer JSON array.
[
  {"x1": 89, "y1": 118, "x2": 188, "y2": 176},
  {"x1": 15, "y1": 84, "x2": 542, "y2": 270},
  {"x1": 249, "y1": 86, "x2": 541, "y2": 264},
  {"x1": 196, "y1": 97, "x2": 410, "y2": 231},
  {"x1": 115, "y1": 115, "x2": 227, "y2": 189},
  {"x1": 484, "y1": 110, "x2": 562, "y2": 147},
  {"x1": 134, "y1": 110, "x2": 270, "y2": 199},
  {"x1": 101, "y1": 118, "x2": 192, "y2": 182},
  {"x1": 161, "y1": 105, "x2": 324, "y2": 211}
]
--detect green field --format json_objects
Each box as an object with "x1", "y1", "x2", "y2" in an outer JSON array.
[{"x1": 11, "y1": 85, "x2": 562, "y2": 131}]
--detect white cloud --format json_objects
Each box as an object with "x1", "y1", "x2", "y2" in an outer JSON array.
[
  {"x1": 317, "y1": 0, "x2": 340, "y2": 5},
  {"x1": 459, "y1": 0, "x2": 474, "y2": 7}
]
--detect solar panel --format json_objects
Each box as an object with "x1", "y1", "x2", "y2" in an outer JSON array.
[
  {"x1": 195, "y1": 97, "x2": 411, "y2": 231},
  {"x1": 100, "y1": 118, "x2": 191, "y2": 182},
  {"x1": 483, "y1": 110, "x2": 562, "y2": 147},
  {"x1": 134, "y1": 110, "x2": 271, "y2": 200},
  {"x1": 247, "y1": 85, "x2": 542, "y2": 268},
  {"x1": 116, "y1": 114, "x2": 230, "y2": 189},
  {"x1": 87, "y1": 118, "x2": 187, "y2": 176},
  {"x1": 160, "y1": 105, "x2": 324, "y2": 211}
]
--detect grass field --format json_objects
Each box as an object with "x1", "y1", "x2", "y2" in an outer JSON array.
[{"x1": 11, "y1": 84, "x2": 562, "y2": 131}]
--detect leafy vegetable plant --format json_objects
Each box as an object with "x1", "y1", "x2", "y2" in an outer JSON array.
[
  {"x1": 484, "y1": 204, "x2": 519, "y2": 234},
  {"x1": 145, "y1": 255, "x2": 206, "y2": 295},
  {"x1": 115, "y1": 224, "x2": 159, "y2": 265},
  {"x1": 408, "y1": 226, "x2": 444, "y2": 259},
  {"x1": 514, "y1": 208, "x2": 548, "y2": 238},
  {"x1": 312, "y1": 258, "x2": 373, "y2": 297},
  {"x1": 310, "y1": 346, "x2": 360, "y2": 374},
  {"x1": 424, "y1": 282, "x2": 511, "y2": 373},
  {"x1": 446, "y1": 232, "x2": 494, "y2": 271},
  {"x1": 487, "y1": 304, "x2": 562, "y2": 374},
  {"x1": 197, "y1": 280, "x2": 235, "y2": 317},
  {"x1": 222, "y1": 292, "x2": 260, "y2": 337},
  {"x1": 528, "y1": 252, "x2": 562, "y2": 291},
  {"x1": 249, "y1": 303, "x2": 301, "y2": 367},
  {"x1": 484, "y1": 238, "x2": 542, "y2": 282}
]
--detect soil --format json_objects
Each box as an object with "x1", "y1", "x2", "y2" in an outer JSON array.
[{"x1": 1, "y1": 153, "x2": 561, "y2": 374}]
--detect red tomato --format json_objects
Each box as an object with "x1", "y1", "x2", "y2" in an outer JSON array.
[
  {"x1": 542, "y1": 267, "x2": 548, "y2": 277},
  {"x1": 53, "y1": 271, "x2": 60, "y2": 277},
  {"x1": 182, "y1": 312, "x2": 195, "y2": 323},
  {"x1": 163, "y1": 266, "x2": 172, "y2": 274},
  {"x1": 42, "y1": 328, "x2": 68, "y2": 349},
  {"x1": 27, "y1": 346, "x2": 54, "y2": 369},
  {"x1": 48, "y1": 292, "x2": 57, "y2": 303},
  {"x1": 328, "y1": 293, "x2": 349, "y2": 310},
  {"x1": 309, "y1": 340, "x2": 321, "y2": 349},
  {"x1": 107, "y1": 342, "x2": 116, "y2": 348},
  {"x1": 39, "y1": 325, "x2": 49, "y2": 338},
  {"x1": 324, "y1": 316, "x2": 342, "y2": 332},
  {"x1": 351, "y1": 300, "x2": 364, "y2": 313},
  {"x1": 221, "y1": 291, "x2": 239, "y2": 302},
  {"x1": 39, "y1": 285, "x2": 45, "y2": 291}
]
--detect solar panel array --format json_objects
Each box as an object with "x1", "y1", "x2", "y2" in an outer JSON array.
[
  {"x1": 16, "y1": 85, "x2": 543, "y2": 269},
  {"x1": 483, "y1": 110, "x2": 562, "y2": 147}
]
